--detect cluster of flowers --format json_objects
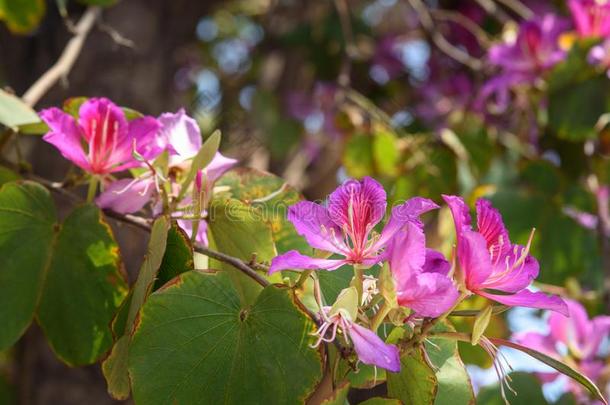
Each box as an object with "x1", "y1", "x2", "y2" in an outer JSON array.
[
  {"x1": 268, "y1": 176, "x2": 567, "y2": 372},
  {"x1": 40, "y1": 97, "x2": 237, "y2": 244}
]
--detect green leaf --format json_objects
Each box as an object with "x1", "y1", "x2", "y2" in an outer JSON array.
[
  {"x1": 329, "y1": 287, "x2": 358, "y2": 320},
  {"x1": 359, "y1": 398, "x2": 401, "y2": 405},
  {"x1": 476, "y1": 372, "x2": 547, "y2": 405},
  {"x1": 490, "y1": 338, "x2": 607, "y2": 404},
  {"x1": 318, "y1": 264, "x2": 353, "y2": 304},
  {"x1": 0, "y1": 182, "x2": 128, "y2": 364},
  {"x1": 154, "y1": 223, "x2": 193, "y2": 290},
  {"x1": 177, "y1": 130, "x2": 220, "y2": 201},
  {"x1": 128, "y1": 270, "x2": 323, "y2": 404},
  {"x1": 214, "y1": 167, "x2": 313, "y2": 255},
  {"x1": 372, "y1": 130, "x2": 399, "y2": 176},
  {"x1": 0, "y1": 90, "x2": 40, "y2": 128},
  {"x1": 426, "y1": 323, "x2": 475, "y2": 405},
  {"x1": 344, "y1": 134, "x2": 374, "y2": 178},
  {"x1": 0, "y1": 167, "x2": 19, "y2": 187},
  {"x1": 471, "y1": 305, "x2": 492, "y2": 346},
  {"x1": 207, "y1": 198, "x2": 275, "y2": 304},
  {"x1": 102, "y1": 217, "x2": 169, "y2": 399},
  {"x1": 319, "y1": 380, "x2": 350, "y2": 405},
  {"x1": 386, "y1": 345, "x2": 438, "y2": 404},
  {"x1": 0, "y1": 0, "x2": 45, "y2": 33}
]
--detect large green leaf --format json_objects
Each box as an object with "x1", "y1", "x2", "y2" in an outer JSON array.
[
  {"x1": 0, "y1": 181, "x2": 127, "y2": 365},
  {"x1": 0, "y1": 0, "x2": 45, "y2": 34},
  {"x1": 0, "y1": 90, "x2": 40, "y2": 128},
  {"x1": 476, "y1": 372, "x2": 547, "y2": 405},
  {"x1": 102, "y1": 217, "x2": 169, "y2": 399},
  {"x1": 128, "y1": 270, "x2": 323, "y2": 404},
  {"x1": 386, "y1": 345, "x2": 437, "y2": 404},
  {"x1": 426, "y1": 323, "x2": 475, "y2": 405},
  {"x1": 359, "y1": 399, "x2": 401, "y2": 405},
  {"x1": 319, "y1": 380, "x2": 350, "y2": 405},
  {"x1": 154, "y1": 223, "x2": 193, "y2": 290}
]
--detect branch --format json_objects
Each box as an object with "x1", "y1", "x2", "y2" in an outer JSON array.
[
  {"x1": 429, "y1": 9, "x2": 492, "y2": 48},
  {"x1": 334, "y1": 0, "x2": 357, "y2": 87},
  {"x1": 21, "y1": 7, "x2": 101, "y2": 107},
  {"x1": 495, "y1": 0, "x2": 533, "y2": 20},
  {"x1": 407, "y1": 0, "x2": 483, "y2": 70}
]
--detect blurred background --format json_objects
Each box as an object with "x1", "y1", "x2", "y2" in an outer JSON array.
[{"x1": 2, "y1": 0, "x2": 610, "y2": 403}]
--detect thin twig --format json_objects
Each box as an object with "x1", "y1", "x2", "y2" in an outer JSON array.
[
  {"x1": 407, "y1": 0, "x2": 483, "y2": 70},
  {"x1": 334, "y1": 0, "x2": 356, "y2": 87},
  {"x1": 473, "y1": 0, "x2": 512, "y2": 23},
  {"x1": 495, "y1": 0, "x2": 533, "y2": 20},
  {"x1": 98, "y1": 22, "x2": 135, "y2": 48},
  {"x1": 21, "y1": 7, "x2": 101, "y2": 107}
]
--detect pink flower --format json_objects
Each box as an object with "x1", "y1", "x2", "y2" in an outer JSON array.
[
  {"x1": 569, "y1": 0, "x2": 610, "y2": 38},
  {"x1": 269, "y1": 177, "x2": 438, "y2": 273},
  {"x1": 515, "y1": 299, "x2": 610, "y2": 399},
  {"x1": 311, "y1": 306, "x2": 400, "y2": 372},
  {"x1": 443, "y1": 195, "x2": 568, "y2": 315},
  {"x1": 40, "y1": 98, "x2": 162, "y2": 175},
  {"x1": 387, "y1": 220, "x2": 459, "y2": 318}
]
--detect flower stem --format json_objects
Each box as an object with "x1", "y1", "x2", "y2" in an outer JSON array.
[
  {"x1": 86, "y1": 176, "x2": 99, "y2": 203},
  {"x1": 370, "y1": 301, "x2": 392, "y2": 332},
  {"x1": 294, "y1": 270, "x2": 312, "y2": 290},
  {"x1": 351, "y1": 264, "x2": 364, "y2": 300}
]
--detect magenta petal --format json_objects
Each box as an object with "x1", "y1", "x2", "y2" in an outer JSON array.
[
  {"x1": 443, "y1": 195, "x2": 472, "y2": 237},
  {"x1": 328, "y1": 177, "x2": 387, "y2": 230},
  {"x1": 422, "y1": 249, "x2": 450, "y2": 275},
  {"x1": 476, "y1": 199, "x2": 511, "y2": 258},
  {"x1": 348, "y1": 323, "x2": 400, "y2": 372},
  {"x1": 177, "y1": 218, "x2": 209, "y2": 246},
  {"x1": 387, "y1": 226, "x2": 426, "y2": 290},
  {"x1": 112, "y1": 117, "x2": 163, "y2": 172},
  {"x1": 513, "y1": 331, "x2": 559, "y2": 358},
  {"x1": 78, "y1": 98, "x2": 128, "y2": 143},
  {"x1": 158, "y1": 109, "x2": 202, "y2": 163},
  {"x1": 375, "y1": 197, "x2": 439, "y2": 249},
  {"x1": 483, "y1": 247, "x2": 539, "y2": 293},
  {"x1": 204, "y1": 152, "x2": 238, "y2": 184},
  {"x1": 458, "y1": 230, "x2": 493, "y2": 289},
  {"x1": 40, "y1": 108, "x2": 90, "y2": 171},
  {"x1": 95, "y1": 178, "x2": 155, "y2": 214},
  {"x1": 477, "y1": 289, "x2": 568, "y2": 315},
  {"x1": 287, "y1": 201, "x2": 347, "y2": 254},
  {"x1": 268, "y1": 250, "x2": 346, "y2": 274},
  {"x1": 397, "y1": 272, "x2": 459, "y2": 318}
]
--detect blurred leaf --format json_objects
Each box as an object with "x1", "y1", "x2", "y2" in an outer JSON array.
[
  {"x1": 476, "y1": 372, "x2": 547, "y2": 405},
  {"x1": 0, "y1": 181, "x2": 128, "y2": 365},
  {"x1": 252, "y1": 90, "x2": 300, "y2": 158},
  {"x1": 0, "y1": 90, "x2": 40, "y2": 128},
  {"x1": 372, "y1": 130, "x2": 399, "y2": 176},
  {"x1": 0, "y1": 373, "x2": 13, "y2": 405},
  {"x1": 359, "y1": 399, "x2": 402, "y2": 405},
  {"x1": 426, "y1": 322, "x2": 475, "y2": 405},
  {"x1": 471, "y1": 306, "x2": 492, "y2": 346},
  {"x1": 0, "y1": 0, "x2": 45, "y2": 34},
  {"x1": 102, "y1": 217, "x2": 169, "y2": 400},
  {"x1": 387, "y1": 344, "x2": 437, "y2": 404},
  {"x1": 0, "y1": 167, "x2": 19, "y2": 187},
  {"x1": 129, "y1": 271, "x2": 323, "y2": 404},
  {"x1": 344, "y1": 134, "x2": 374, "y2": 178}
]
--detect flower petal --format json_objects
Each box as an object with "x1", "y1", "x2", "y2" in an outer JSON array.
[
  {"x1": 482, "y1": 246, "x2": 539, "y2": 293},
  {"x1": 477, "y1": 289, "x2": 568, "y2": 315},
  {"x1": 328, "y1": 176, "x2": 387, "y2": 230},
  {"x1": 268, "y1": 250, "x2": 347, "y2": 274},
  {"x1": 513, "y1": 331, "x2": 559, "y2": 358},
  {"x1": 476, "y1": 199, "x2": 511, "y2": 258},
  {"x1": 177, "y1": 218, "x2": 209, "y2": 246},
  {"x1": 40, "y1": 108, "x2": 90, "y2": 171},
  {"x1": 374, "y1": 197, "x2": 439, "y2": 249},
  {"x1": 287, "y1": 201, "x2": 347, "y2": 254},
  {"x1": 95, "y1": 178, "x2": 155, "y2": 214},
  {"x1": 158, "y1": 109, "x2": 202, "y2": 163},
  {"x1": 397, "y1": 272, "x2": 459, "y2": 318},
  {"x1": 422, "y1": 249, "x2": 450, "y2": 275},
  {"x1": 112, "y1": 117, "x2": 163, "y2": 171},
  {"x1": 443, "y1": 195, "x2": 472, "y2": 238},
  {"x1": 387, "y1": 225, "x2": 426, "y2": 289},
  {"x1": 348, "y1": 323, "x2": 400, "y2": 372},
  {"x1": 204, "y1": 152, "x2": 238, "y2": 184},
  {"x1": 458, "y1": 230, "x2": 493, "y2": 289}
]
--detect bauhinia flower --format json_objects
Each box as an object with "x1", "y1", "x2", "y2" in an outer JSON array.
[
  {"x1": 443, "y1": 195, "x2": 568, "y2": 315},
  {"x1": 569, "y1": 0, "x2": 610, "y2": 38},
  {"x1": 477, "y1": 15, "x2": 567, "y2": 112},
  {"x1": 268, "y1": 177, "x2": 439, "y2": 274},
  {"x1": 515, "y1": 299, "x2": 610, "y2": 400},
  {"x1": 311, "y1": 287, "x2": 400, "y2": 372},
  {"x1": 387, "y1": 220, "x2": 460, "y2": 318},
  {"x1": 40, "y1": 97, "x2": 162, "y2": 175},
  {"x1": 96, "y1": 109, "x2": 237, "y2": 245}
]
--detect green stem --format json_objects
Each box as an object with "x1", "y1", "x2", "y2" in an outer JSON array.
[
  {"x1": 370, "y1": 301, "x2": 392, "y2": 332},
  {"x1": 86, "y1": 176, "x2": 99, "y2": 203},
  {"x1": 351, "y1": 264, "x2": 364, "y2": 300},
  {"x1": 294, "y1": 270, "x2": 312, "y2": 290}
]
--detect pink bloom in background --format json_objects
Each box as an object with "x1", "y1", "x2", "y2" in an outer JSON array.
[
  {"x1": 443, "y1": 195, "x2": 568, "y2": 315},
  {"x1": 311, "y1": 306, "x2": 400, "y2": 372},
  {"x1": 477, "y1": 15, "x2": 567, "y2": 112},
  {"x1": 40, "y1": 98, "x2": 162, "y2": 175},
  {"x1": 515, "y1": 299, "x2": 610, "y2": 400},
  {"x1": 569, "y1": 0, "x2": 610, "y2": 38},
  {"x1": 269, "y1": 177, "x2": 438, "y2": 274},
  {"x1": 387, "y1": 219, "x2": 459, "y2": 317},
  {"x1": 588, "y1": 39, "x2": 610, "y2": 77},
  {"x1": 96, "y1": 109, "x2": 237, "y2": 245}
]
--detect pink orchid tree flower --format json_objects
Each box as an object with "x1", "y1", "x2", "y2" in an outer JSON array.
[
  {"x1": 268, "y1": 177, "x2": 439, "y2": 274},
  {"x1": 96, "y1": 109, "x2": 237, "y2": 245},
  {"x1": 443, "y1": 195, "x2": 568, "y2": 315},
  {"x1": 40, "y1": 98, "x2": 163, "y2": 176},
  {"x1": 515, "y1": 299, "x2": 610, "y2": 400},
  {"x1": 386, "y1": 215, "x2": 460, "y2": 318},
  {"x1": 569, "y1": 0, "x2": 610, "y2": 38}
]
